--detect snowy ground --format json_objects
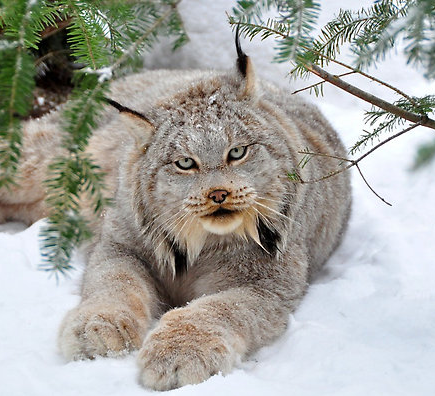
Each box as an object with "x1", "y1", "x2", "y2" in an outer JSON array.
[{"x1": 1, "y1": 1, "x2": 435, "y2": 395}]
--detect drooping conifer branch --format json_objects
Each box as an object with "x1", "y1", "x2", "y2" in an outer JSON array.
[
  {"x1": 39, "y1": 0, "x2": 187, "y2": 275},
  {"x1": 1, "y1": 0, "x2": 37, "y2": 187},
  {"x1": 231, "y1": 17, "x2": 423, "y2": 107}
]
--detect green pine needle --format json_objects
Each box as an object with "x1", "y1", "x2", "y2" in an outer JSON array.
[{"x1": 1, "y1": 0, "x2": 188, "y2": 276}]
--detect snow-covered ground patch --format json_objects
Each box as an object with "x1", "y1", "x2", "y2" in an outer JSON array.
[{"x1": 1, "y1": 1, "x2": 435, "y2": 395}]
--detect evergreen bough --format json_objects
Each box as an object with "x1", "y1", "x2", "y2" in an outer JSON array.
[
  {"x1": 2, "y1": 0, "x2": 435, "y2": 275},
  {"x1": 230, "y1": 0, "x2": 435, "y2": 177},
  {"x1": 0, "y1": 0, "x2": 186, "y2": 276}
]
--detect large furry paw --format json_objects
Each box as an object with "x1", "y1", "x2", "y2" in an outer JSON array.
[
  {"x1": 137, "y1": 308, "x2": 239, "y2": 391},
  {"x1": 58, "y1": 301, "x2": 147, "y2": 360}
]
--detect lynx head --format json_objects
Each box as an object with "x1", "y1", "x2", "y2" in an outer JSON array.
[{"x1": 117, "y1": 33, "x2": 294, "y2": 275}]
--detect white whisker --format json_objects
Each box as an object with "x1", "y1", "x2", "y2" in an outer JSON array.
[
  {"x1": 169, "y1": 212, "x2": 197, "y2": 256},
  {"x1": 149, "y1": 206, "x2": 189, "y2": 243},
  {"x1": 153, "y1": 211, "x2": 191, "y2": 254},
  {"x1": 255, "y1": 195, "x2": 284, "y2": 204},
  {"x1": 252, "y1": 206, "x2": 276, "y2": 229},
  {"x1": 170, "y1": 211, "x2": 195, "y2": 249},
  {"x1": 142, "y1": 200, "x2": 187, "y2": 234},
  {"x1": 254, "y1": 200, "x2": 290, "y2": 221},
  {"x1": 155, "y1": 210, "x2": 190, "y2": 246}
]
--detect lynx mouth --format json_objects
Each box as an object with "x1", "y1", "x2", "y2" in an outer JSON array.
[
  {"x1": 200, "y1": 207, "x2": 243, "y2": 235},
  {"x1": 207, "y1": 208, "x2": 236, "y2": 218}
]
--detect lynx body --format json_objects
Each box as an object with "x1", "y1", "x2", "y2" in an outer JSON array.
[{"x1": 0, "y1": 53, "x2": 351, "y2": 390}]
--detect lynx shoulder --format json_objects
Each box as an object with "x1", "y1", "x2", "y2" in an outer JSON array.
[{"x1": 0, "y1": 41, "x2": 351, "y2": 391}]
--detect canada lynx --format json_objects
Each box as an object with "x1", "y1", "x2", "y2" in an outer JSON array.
[{"x1": 0, "y1": 38, "x2": 351, "y2": 390}]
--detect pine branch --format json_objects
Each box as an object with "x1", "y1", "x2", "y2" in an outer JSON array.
[
  {"x1": 291, "y1": 71, "x2": 355, "y2": 95},
  {"x1": 232, "y1": 0, "x2": 277, "y2": 24},
  {"x1": 354, "y1": 0, "x2": 435, "y2": 79},
  {"x1": 112, "y1": 0, "x2": 182, "y2": 71},
  {"x1": 306, "y1": 64, "x2": 435, "y2": 130},
  {"x1": 41, "y1": 151, "x2": 109, "y2": 274},
  {"x1": 64, "y1": 0, "x2": 110, "y2": 69},
  {"x1": 302, "y1": 1, "x2": 410, "y2": 76},
  {"x1": 0, "y1": 0, "x2": 58, "y2": 187},
  {"x1": 353, "y1": 95, "x2": 435, "y2": 153},
  {"x1": 230, "y1": 0, "x2": 320, "y2": 63},
  {"x1": 274, "y1": 0, "x2": 320, "y2": 63},
  {"x1": 39, "y1": 0, "x2": 186, "y2": 274},
  {"x1": 0, "y1": 0, "x2": 188, "y2": 274},
  {"x1": 296, "y1": 51, "x2": 419, "y2": 106},
  {"x1": 40, "y1": 73, "x2": 110, "y2": 273},
  {"x1": 231, "y1": 16, "x2": 419, "y2": 106},
  {"x1": 233, "y1": 1, "x2": 435, "y2": 190}
]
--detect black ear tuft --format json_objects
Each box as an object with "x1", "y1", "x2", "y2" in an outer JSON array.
[
  {"x1": 235, "y1": 23, "x2": 248, "y2": 77},
  {"x1": 105, "y1": 97, "x2": 154, "y2": 149},
  {"x1": 105, "y1": 97, "x2": 153, "y2": 126}
]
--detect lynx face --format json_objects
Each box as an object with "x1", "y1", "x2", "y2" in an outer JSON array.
[{"x1": 134, "y1": 81, "x2": 291, "y2": 267}]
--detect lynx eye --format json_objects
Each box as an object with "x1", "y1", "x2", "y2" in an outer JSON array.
[
  {"x1": 175, "y1": 157, "x2": 197, "y2": 170},
  {"x1": 228, "y1": 146, "x2": 247, "y2": 161}
]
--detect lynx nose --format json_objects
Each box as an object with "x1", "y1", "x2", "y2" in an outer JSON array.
[{"x1": 208, "y1": 189, "x2": 229, "y2": 204}]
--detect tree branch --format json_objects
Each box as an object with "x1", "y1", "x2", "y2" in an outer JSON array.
[
  {"x1": 232, "y1": 19, "x2": 419, "y2": 105},
  {"x1": 111, "y1": 0, "x2": 181, "y2": 71},
  {"x1": 40, "y1": 17, "x2": 72, "y2": 39},
  {"x1": 292, "y1": 122, "x2": 423, "y2": 205},
  {"x1": 306, "y1": 64, "x2": 435, "y2": 130},
  {"x1": 355, "y1": 163, "x2": 391, "y2": 206},
  {"x1": 292, "y1": 71, "x2": 355, "y2": 95}
]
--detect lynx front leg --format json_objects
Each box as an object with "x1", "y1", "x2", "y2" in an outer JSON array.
[
  {"x1": 137, "y1": 286, "x2": 301, "y2": 391},
  {"x1": 58, "y1": 245, "x2": 160, "y2": 360}
]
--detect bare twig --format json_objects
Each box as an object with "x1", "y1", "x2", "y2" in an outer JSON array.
[
  {"x1": 292, "y1": 71, "x2": 355, "y2": 95},
  {"x1": 353, "y1": 122, "x2": 422, "y2": 163},
  {"x1": 355, "y1": 163, "x2": 392, "y2": 206},
  {"x1": 35, "y1": 49, "x2": 71, "y2": 66},
  {"x1": 307, "y1": 64, "x2": 435, "y2": 130},
  {"x1": 40, "y1": 17, "x2": 72, "y2": 39},
  {"x1": 299, "y1": 48, "x2": 418, "y2": 106},
  {"x1": 293, "y1": 122, "x2": 422, "y2": 205}
]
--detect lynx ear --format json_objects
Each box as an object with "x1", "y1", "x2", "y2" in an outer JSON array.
[
  {"x1": 235, "y1": 24, "x2": 256, "y2": 99},
  {"x1": 106, "y1": 98, "x2": 154, "y2": 150}
]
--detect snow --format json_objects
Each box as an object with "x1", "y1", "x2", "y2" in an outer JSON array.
[
  {"x1": 1, "y1": 1, "x2": 435, "y2": 395},
  {"x1": 82, "y1": 66, "x2": 114, "y2": 83}
]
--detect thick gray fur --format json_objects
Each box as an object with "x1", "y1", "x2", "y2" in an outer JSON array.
[{"x1": 0, "y1": 58, "x2": 351, "y2": 390}]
